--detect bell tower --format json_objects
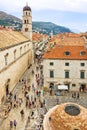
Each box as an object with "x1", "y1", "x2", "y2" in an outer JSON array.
[{"x1": 22, "y1": 3, "x2": 32, "y2": 40}]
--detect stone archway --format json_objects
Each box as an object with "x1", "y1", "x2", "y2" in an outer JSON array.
[
  {"x1": 5, "y1": 78, "x2": 10, "y2": 96},
  {"x1": 6, "y1": 84, "x2": 9, "y2": 96},
  {"x1": 49, "y1": 83, "x2": 54, "y2": 90},
  {"x1": 80, "y1": 84, "x2": 86, "y2": 92}
]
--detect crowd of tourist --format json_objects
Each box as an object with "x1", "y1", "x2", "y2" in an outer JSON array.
[{"x1": 3, "y1": 61, "x2": 45, "y2": 130}]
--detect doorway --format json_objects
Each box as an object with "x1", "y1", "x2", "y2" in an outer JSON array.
[{"x1": 49, "y1": 83, "x2": 54, "y2": 90}]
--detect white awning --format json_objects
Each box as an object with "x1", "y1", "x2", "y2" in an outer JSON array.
[
  {"x1": 36, "y1": 51, "x2": 41, "y2": 55},
  {"x1": 58, "y1": 85, "x2": 68, "y2": 90}
]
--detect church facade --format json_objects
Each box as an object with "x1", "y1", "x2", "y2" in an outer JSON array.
[{"x1": 0, "y1": 3, "x2": 33, "y2": 104}]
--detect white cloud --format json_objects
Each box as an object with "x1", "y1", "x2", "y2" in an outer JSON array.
[
  {"x1": 0, "y1": 0, "x2": 87, "y2": 32},
  {"x1": 31, "y1": 0, "x2": 87, "y2": 13},
  {"x1": 0, "y1": 0, "x2": 87, "y2": 13}
]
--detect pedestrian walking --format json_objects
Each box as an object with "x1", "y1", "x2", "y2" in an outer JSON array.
[
  {"x1": 14, "y1": 94, "x2": 16, "y2": 101},
  {"x1": 36, "y1": 90, "x2": 38, "y2": 96},
  {"x1": 34, "y1": 97, "x2": 36, "y2": 102},
  {"x1": 10, "y1": 120, "x2": 13, "y2": 129},
  {"x1": 14, "y1": 119, "x2": 17, "y2": 129},
  {"x1": 56, "y1": 98, "x2": 59, "y2": 104},
  {"x1": 31, "y1": 111, "x2": 34, "y2": 116},
  {"x1": 28, "y1": 101, "x2": 31, "y2": 109},
  {"x1": 32, "y1": 70, "x2": 34, "y2": 74},
  {"x1": 30, "y1": 95, "x2": 33, "y2": 102},
  {"x1": 77, "y1": 92, "x2": 80, "y2": 99},
  {"x1": 10, "y1": 101, "x2": 12, "y2": 108},
  {"x1": 26, "y1": 100, "x2": 28, "y2": 108},
  {"x1": 19, "y1": 98, "x2": 22, "y2": 107},
  {"x1": 28, "y1": 116, "x2": 30, "y2": 123},
  {"x1": 20, "y1": 109, "x2": 24, "y2": 119}
]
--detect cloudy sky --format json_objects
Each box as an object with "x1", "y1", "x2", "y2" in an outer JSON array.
[{"x1": 0, "y1": 0, "x2": 87, "y2": 32}]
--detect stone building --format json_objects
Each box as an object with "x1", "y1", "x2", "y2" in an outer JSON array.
[
  {"x1": 42, "y1": 34, "x2": 87, "y2": 91},
  {"x1": 22, "y1": 2, "x2": 32, "y2": 40},
  {"x1": 0, "y1": 3, "x2": 33, "y2": 104}
]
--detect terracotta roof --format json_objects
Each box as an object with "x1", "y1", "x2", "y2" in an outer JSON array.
[
  {"x1": 49, "y1": 33, "x2": 85, "y2": 46},
  {"x1": 43, "y1": 103, "x2": 87, "y2": 130},
  {"x1": 0, "y1": 29, "x2": 29, "y2": 49},
  {"x1": 32, "y1": 32, "x2": 48, "y2": 42},
  {"x1": 43, "y1": 45, "x2": 87, "y2": 60}
]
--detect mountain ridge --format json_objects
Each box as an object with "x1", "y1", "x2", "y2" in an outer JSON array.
[
  {"x1": 0, "y1": 11, "x2": 72, "y2": 35},
  {"x1": 32, "y1": 21, "x2": 72, "y2": 35}
]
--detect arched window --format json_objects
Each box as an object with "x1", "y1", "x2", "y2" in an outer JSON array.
[
  {"x1": 50, "y1": 83, "x2": 54, "y2": 89},
  {"x1": 64, "y1": 51, "x2": 70, "y2": 56},
  {"x1": 20, "y1": 47, "x2": 22, "y2": 55},
  {"x1": 24, "y1": 20, "x2": 26, "y2": 24},
  {"x1": 14, "y1": 49, "x2": 17, "y2": 60},
  {"x1": 26, "y1": 12, "x2": 27, "y2": 15},
  {"x1": 4, "y1": 53, "x2": 9, "y2": 65},
  {"x1": 24, "y1": 45, "x2": 26, "y2": 52}
]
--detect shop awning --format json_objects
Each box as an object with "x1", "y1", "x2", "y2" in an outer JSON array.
[
  {"x1": 36, "y1": 51, "x2": 41, "y2": 55},
  {"x1": 58, "y1": 85, "x2": 68, "y2": 90}
]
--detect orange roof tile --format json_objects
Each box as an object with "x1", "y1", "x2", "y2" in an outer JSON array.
[
  {"x1": 0, "y1": 29, "x2": 28, "y2": 48},
  {"x1": 49, "y1": 33, "x2": 85, "y2": 46},
  {"x1": 43, "y1": 45, "x2": 87, "y2": 60},
  {"x1": 32, "y1": 32, "x2": 48, "y2": 42}
]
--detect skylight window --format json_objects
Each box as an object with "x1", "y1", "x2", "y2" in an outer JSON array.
[
  {"x1": 80, "y1": 51, "x2": 86, "y2": 56},
  {"x1": 64, "y1": 51, "x2": 70, "y2": 56}
]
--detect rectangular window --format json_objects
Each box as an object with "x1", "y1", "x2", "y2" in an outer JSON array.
[
  {"x1": 65, "y1": 71, "x2": 69, "y2": 78},
  {"x1": 80, "y1": 63, "x2": 85, "y2": 66},
  {"x1": 50, "y1": 62, "x2": 54, "y2": 66},
  {"x1": 72, "y1": 84, "x2": 76, "y2": 87},
  {"x1": 65, "y1": 62, "x2": 69, "y2": 66},
  {"x1": 50, "y1": 70, "x2": 54, "y2": 78},
  {"x1": 80, "y1": 71, "x2": 85, "y2": 79}
]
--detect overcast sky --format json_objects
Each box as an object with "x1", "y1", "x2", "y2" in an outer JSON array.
[{"x1": 0, "y1": 0, "x2": 87, "y2": 32}]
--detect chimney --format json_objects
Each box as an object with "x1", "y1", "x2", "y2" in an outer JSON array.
[
  {"x1": 84, "y1": 42, "x2": 87, "y2": 49},
  {"x1": 83, "y1": 36, "x2": 87, "y2": 49}
]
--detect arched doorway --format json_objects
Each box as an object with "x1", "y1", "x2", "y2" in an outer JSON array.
[
  {"x1": 5, "y1": 78, "x2": 10, "y2": 96},
  {"x1": 80, "y1": 84, "x2": 86, "y2": 92},
  {"x1": 49, "y1": 83, "x2": 54, "y2": 90},
  {"x1": 6, "y1": 84, "x2": 9, "y2": 96}
]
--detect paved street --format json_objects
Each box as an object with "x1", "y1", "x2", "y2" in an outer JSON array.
[
  {"x1": 0, "y1": 60, "x2": 87, "y2": 130},
  {"x1": 45, "y1": 92, "x2": 87, "y2": 110},
  {"x1": 0, "y1": 61, "x2": 45, "y2": 130}
]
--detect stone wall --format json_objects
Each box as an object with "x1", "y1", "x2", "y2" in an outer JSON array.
[{"x1": 0, "y1": 41, "x2": 33, "y2": 104}]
